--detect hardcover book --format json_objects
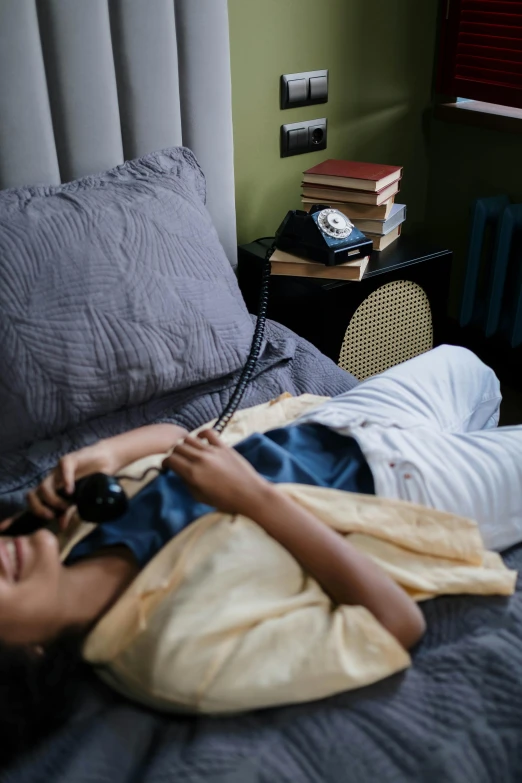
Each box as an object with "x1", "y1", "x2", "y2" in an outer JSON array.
[
  {"x1": 301, "y1": 197, "x2": 395, "y2": 220},
  {"x1": 303, "y1": 159, "x2": 402, "y2": 193},
  {"x1": 270, "y1": 249, "x2": 369, "y2": 280},
  {"x1": 301, "y1": 180, "x2": 400, "y2": 206},
  {"x1": 350, "y1": 204, "x2": 406, "y2": 236}
]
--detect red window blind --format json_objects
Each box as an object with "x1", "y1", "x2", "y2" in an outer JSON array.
[{"x1": 438, "y1": 0, "x2": 522, "y2": 109}]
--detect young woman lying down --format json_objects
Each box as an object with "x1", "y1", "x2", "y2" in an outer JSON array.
[{"x1": 0, "y1": 345, "x2": 518, "y2": 758}]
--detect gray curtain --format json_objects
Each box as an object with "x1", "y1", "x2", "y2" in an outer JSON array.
[{"x1": 0, "y1": 0, "x2": 237, "y2": 264}]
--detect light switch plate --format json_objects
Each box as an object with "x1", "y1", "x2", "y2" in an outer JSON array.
[
  {"x1": 281, "y1": 118, "x2": 327, "y2": 157},
  {"x1": 310, "y1": 75, "x2": 328, "y2": 102},
  {"x1": 280, "y1": 69, "x2": 328, "y2": 109},
  {"x1": 287, "y1": 78, "x2": 308, "y2": 105}
]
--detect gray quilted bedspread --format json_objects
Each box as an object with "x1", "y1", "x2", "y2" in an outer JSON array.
[{"x1": 2, "y1": 549, "x2": 521, "y2": 782}]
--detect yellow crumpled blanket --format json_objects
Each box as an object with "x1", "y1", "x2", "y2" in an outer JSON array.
[{"x1": 60, "y1": 394, "x2": 517, "y2": 714}]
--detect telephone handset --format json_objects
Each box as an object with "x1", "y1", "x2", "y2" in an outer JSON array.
[{"x1": 5, "y1": 206, "x2": 370, "y2": 534}]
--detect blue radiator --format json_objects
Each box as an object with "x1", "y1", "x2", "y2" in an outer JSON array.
[{"x1": 460, "y1": 196, "x2": 522, "y2": 348}]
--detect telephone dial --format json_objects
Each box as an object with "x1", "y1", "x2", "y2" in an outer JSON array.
[{"x1": 6, "y1": 205, "x2": 371, "y2": 535}]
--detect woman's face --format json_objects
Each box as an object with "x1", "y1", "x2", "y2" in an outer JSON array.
[{"x1": 0, "y1": 530, "x2": 66, "y2": 645}]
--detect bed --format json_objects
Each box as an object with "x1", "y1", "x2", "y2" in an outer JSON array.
[
  {"x1": 2, "y1": 154, "x2": 522, "y2": 783},
  {"x1": 1, "y1": 4, "x2": 522, "y2": 782}
]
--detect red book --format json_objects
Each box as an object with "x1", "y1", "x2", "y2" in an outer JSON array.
[{"x1": 303, "y1": 159, "x2": 403, "y2": 193}]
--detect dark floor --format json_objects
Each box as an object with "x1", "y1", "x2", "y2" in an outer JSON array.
[{"x1": 500, "y1": 385, "x2": 522, "y2": 426}]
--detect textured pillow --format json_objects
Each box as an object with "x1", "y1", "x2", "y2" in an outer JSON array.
[{"x1": 0, "y1": 148, "x2": 253, "y2": 453}]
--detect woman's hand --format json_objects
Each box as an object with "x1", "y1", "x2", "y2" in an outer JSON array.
[
  {"x1": 20, "y1": 423, "x2": 188, "y2": 531},
  {"x1": 163, "y1": 430, "x2": 271, "y2": 516},
  {"x1": 26, "y1": 441, "x2": 116, "y2": 527}
]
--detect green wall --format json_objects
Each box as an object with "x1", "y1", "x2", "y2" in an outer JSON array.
[
  {"x1": 228, "y1": 0, "x2": 439, "y2": 245},
  {"x1": 426, "y1": 120, "x2": 522, "y2": 313}
]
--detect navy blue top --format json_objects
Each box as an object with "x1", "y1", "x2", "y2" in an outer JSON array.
[{"x1": 67, "y1": 424, "x2": 374, "y2": 568}]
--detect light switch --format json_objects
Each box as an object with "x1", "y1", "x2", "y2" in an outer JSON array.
[
  {"x1": 281, "y1": 70, "x2": 328, "y2": 109},
  {"x1": 288, "y1": 128, "x2": 308, "y2": 152},
  {"x1": 310, "y1": 75, "x2": 328, "y2": 102},
  {"x1": 287, "y1": 78, "x2": 308, "y2": 105}
]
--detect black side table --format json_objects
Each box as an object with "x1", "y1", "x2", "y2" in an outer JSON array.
[{"x1": 238, "y1": 236, "x2": 453, "y2": 378}]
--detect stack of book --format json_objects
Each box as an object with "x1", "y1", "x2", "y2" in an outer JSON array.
[
  {"x1": 270, "y1": 248, "x2": 369, "y2": 281},
  {"x1": 301, "y1": 160, "x2": 406, "y2": 252}
]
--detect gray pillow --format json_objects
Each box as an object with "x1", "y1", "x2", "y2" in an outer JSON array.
[{"x1": 0, "y1": 147, "x2": 253, "y2": 453}]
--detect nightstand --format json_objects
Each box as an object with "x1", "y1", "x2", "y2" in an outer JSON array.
[{"x1": 238, "y1": 236, "x2": 453, "y2": 380}]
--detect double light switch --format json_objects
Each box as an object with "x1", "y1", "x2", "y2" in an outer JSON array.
[{"x1": 280, "y1": 69, "x2": 328, "y2": 110}]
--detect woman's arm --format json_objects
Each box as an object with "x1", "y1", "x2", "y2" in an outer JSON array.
[
  {"x1": 27, "y1": 423, "x2": 188, "y2": 521},
  {"x1": 164, "y1": 431, "x2": 426, "y2": 650},
  {"x1": 239, "y1": 484, "x2": 426, "y2": 650},
  {"x1": 90, "y1": 423, "x2": 189, "y2": 479}
]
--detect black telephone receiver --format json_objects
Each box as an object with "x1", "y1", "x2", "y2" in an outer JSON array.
[
  {"x1": 5, "y1": 474, "x2": 128, "y2": 536},
  {"x1": 5, "y1": 205, "x2": 371, "y2": 534}
]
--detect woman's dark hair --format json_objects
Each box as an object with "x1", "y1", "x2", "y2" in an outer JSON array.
[{"x1": 0, "y1": 635, "x2": 84, "y2": 767}]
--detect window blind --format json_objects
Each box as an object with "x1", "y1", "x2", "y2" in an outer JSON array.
[{"x1": 438, "y1": 0, "x2": 522, "y2": 109}]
